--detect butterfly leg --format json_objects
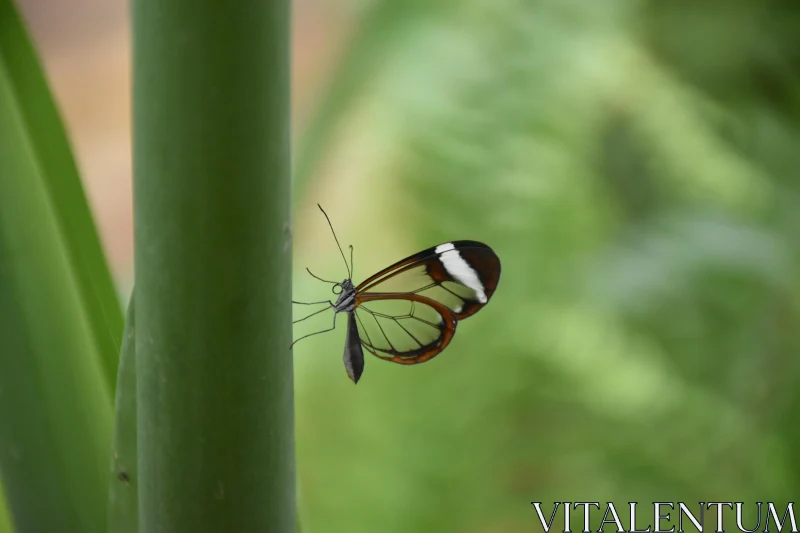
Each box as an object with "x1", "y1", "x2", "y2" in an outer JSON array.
[
  {"x1": 289, "y1": 311, "x2": 339, "y2": 349},
  {"x1": 292, "y1": 299, "x2": 334, "y2": 306},
  {"x1": 293, "y1": 302, "x2": 334, "y2": 324}
]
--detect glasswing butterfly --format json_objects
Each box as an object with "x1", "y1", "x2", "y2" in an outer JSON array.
[{"x1": 291, "y1": 205, "x2": 501, "y2": 384}]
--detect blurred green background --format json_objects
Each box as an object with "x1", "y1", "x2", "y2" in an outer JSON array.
[{"x1": 13, "y1": 0, "x2": 800, "y2": 531}]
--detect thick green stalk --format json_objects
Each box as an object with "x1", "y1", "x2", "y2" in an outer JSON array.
[
  {"x1": 132, "y1": 0, "x2": 294, "y2": 531},
  {"x1": 0, "y1": 487, "x2": 10, "y2": 533}
]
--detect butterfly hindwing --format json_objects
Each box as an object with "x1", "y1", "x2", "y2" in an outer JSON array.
[{"x1": 353, "y1": 293, "x2": 457, "y2": 364}]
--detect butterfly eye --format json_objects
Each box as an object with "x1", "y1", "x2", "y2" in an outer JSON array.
[{"x1": 332, "y1": 283, "x2": 343, "y2": 295}]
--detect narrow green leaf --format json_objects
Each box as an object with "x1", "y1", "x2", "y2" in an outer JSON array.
[
  {"x1": 133, "y1": 0, "x2": 295, "y2": 531},
  {"x1": 0, "y1": 0, "x2": 123, "y2": 392},
  {"x1": 0, "y1": 67, "x2": 112, "y2": 533},
  {"x1": 0, "y1": 2, "x2": 120, "y2": 531},
  {"x1": 108, "y1": 294, "x2": 137, "y2": 533}
]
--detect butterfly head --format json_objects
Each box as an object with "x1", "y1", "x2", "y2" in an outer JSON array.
[
  {"x1": 332, "y1": 278, "x2": 353, "y2": 294},
  {"x1": 333, "y1": 279, "x2": 357, "y2": 312}
]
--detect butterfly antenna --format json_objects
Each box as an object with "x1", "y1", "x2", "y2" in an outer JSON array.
[
  {"x1": 349, "y1": 245, "x2": 354, "y2": 279},
  {"x1": 318, "y1": 204, "x2": 351, "y2": 279},
  {"x1": 305, "y1": 268, "x2": 337, "y2": 285}
]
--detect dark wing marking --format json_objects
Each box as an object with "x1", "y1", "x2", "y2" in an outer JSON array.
[
  {"x1": 353, "y1": 293, "x2": 457, "y2": 364},
  {"x1": 355, "y1": 240, "x2": 500, "y2": 320}
]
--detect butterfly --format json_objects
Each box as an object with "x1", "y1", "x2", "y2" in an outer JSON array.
[{"x1": 291, "y1": 205, "x2": 501, "y2": 384}]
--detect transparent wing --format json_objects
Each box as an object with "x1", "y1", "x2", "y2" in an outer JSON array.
[
  {"x1": 354, "y1": 293, "x2": 457, "y2": 364},
  {"x1": 355, "y1": 240, "x2": 501, "y2": 320}
]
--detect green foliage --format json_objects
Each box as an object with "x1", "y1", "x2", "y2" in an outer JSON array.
[
  {"x1": 0, "y1": 1, "x2": 122, "y2": 531},
  {"x1": 295, "y1": 0, "x2": 800, "y2": 531},
  {"x1": 2, "y1": 0, "x2": 296, "y2": 530},
  {"x1": 0, "y1": 0, "x2": 123, "y2": 388}
]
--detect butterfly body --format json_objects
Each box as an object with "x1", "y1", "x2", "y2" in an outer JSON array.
[
  {"x1": 330, "y1": 279, "x2": 365, "y2": 382},
  {"x1": 292, "y1": 206, "x2": 501, "y2": 384}
]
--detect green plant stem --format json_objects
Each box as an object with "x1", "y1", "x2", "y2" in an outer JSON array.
[
  {"x1": 0, "y1": 486, "x2": 10, "y2": 533},
  {"x1": 132, "y1": 0, "x2": 295, "y2": 531},
  {"x1": 108, "y1": 294, "x2": 137, "y2": 533}
]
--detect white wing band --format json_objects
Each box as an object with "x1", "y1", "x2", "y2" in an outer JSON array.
[{"x1": 435, "y1": 243, "x2": 488, "y2": 303}]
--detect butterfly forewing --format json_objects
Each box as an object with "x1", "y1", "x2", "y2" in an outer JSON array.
[{"x1": 356, "y1": 240, "x2": 500, "y2": 320}]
